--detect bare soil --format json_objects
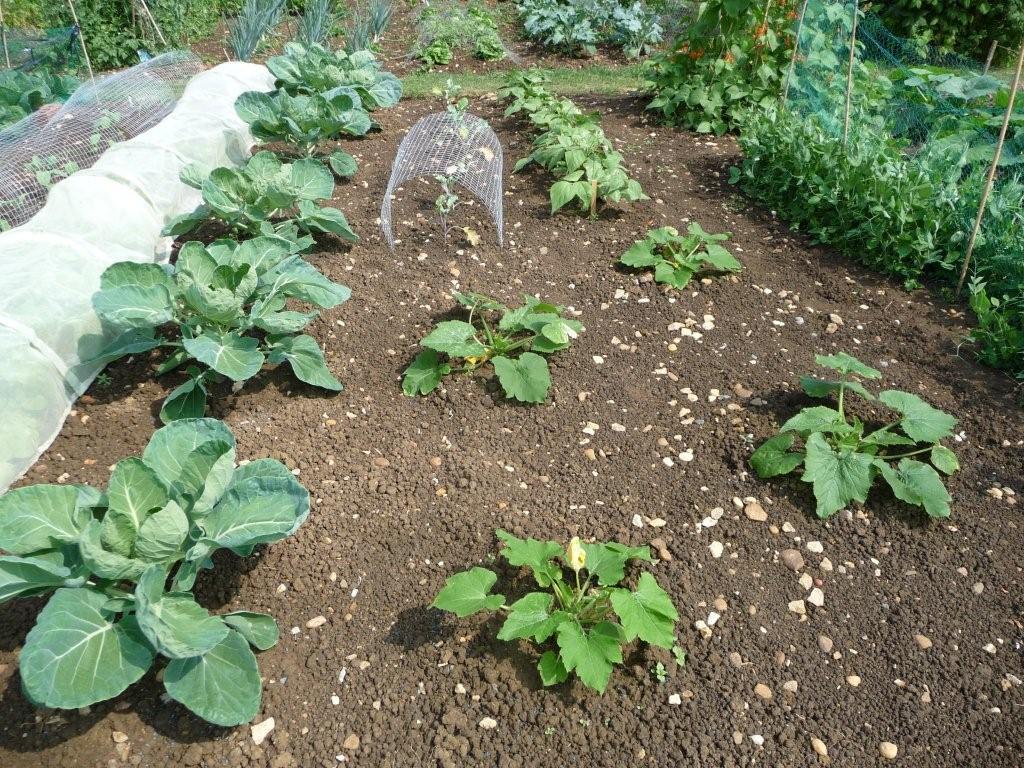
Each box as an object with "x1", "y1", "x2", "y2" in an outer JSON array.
[{"x1": 0, "y1": 96, "x2": 1022, "y2": 768}]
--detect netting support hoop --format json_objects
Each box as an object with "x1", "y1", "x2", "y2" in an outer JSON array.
[
  {"x1": 842, "y1": 0, "x2": 859, "y2": 148},
  {"x1": 65, "y1": 0, "x2": 95, "y2": 82},
  {"x1": 782, "y1": 0, "x2": 811, "y2": 106},
  {"x1": 956, "y1": 42, "x2": 1024, "y2": 296}
]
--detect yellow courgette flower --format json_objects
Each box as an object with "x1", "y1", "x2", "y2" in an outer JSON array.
[{"x1": 567, "y1": 537, "x2": 586, "y2": 572}]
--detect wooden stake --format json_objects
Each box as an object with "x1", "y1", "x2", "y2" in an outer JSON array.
[
  {"x1": 983, "y1": 40, "x2": 998, "y2": 75},
  {"x1": 65, "y1": 0, "x2": 95, "y2": 82},
  {"x1": 136, "y1": 0, "x2": 168, "y2": 47},
  {"x1": 589, "y1": 179, "x2": 598, "y2": 219},
  {"x1": 842, "y1": 0, "x2": 859, "y2": 148},
  {"x1": 956, "y1": 42, "x2": 1024, "y2": 296},
  {"x1": 782, "y1": 0, "x2": 811, "y2": 106}
]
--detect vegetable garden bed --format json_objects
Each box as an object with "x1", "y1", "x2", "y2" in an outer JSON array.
[{"x1": 0, "y1": 95, "x2": 1021, "y2": 767}]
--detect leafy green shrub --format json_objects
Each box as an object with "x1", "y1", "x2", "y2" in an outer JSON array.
[
  {"x1": 619, "y1": 223, "x2": 741, "y2": 288},
  {"x1": 267, "y1": 42, "x2": 402, "y2": 109},
  {"x1": 750, "y1": 353, "x2": 959, "y2": 519},
  {"x1": 0, "y1": 418, "x2": 308, "y2": 725},
  {"x1": 500, "y1": 70, "x2": 647, "y2": 216},
  {"x1": 403, "y1": 291, "x2": 582, "y2": 403},
  {"x1": 517, "y1": 0, "x2": 662, "y2": 58},
  {"x1": 872, "y1": 0, "x2": 1024, "y2": 64},
  {"x1": 645, "y1": 0, "x2": 794, "y2": 133},
  {"x1": 414, "y1": 1, "x2": 506, "y2": 67},
  {"x1": 92, "y1": 236, "x2": 349, "y2": 421},
  {"x1": 0, "y1": 69, "x2": 78, "y2": 130},
  {"x1": 235, "y1": 87, "x2": 368, "y2": 170},
  {"x1": 433, "y1": 531, "x2": 682, "y2": 693},
  {"x1": 163, "y1": 151, "x2": 358, "y2": 246}
]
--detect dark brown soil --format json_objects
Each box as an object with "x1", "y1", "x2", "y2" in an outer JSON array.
[
  {"x1": 1, "y1": 96, "x2": 1022, "y2": 768},
  {"x1": 187, "y1": 1, "x2": 632, "y2": 76}
]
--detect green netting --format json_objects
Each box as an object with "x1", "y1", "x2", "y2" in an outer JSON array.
[
  {"x1": 0, "y1": 25, "x2": 81, "y2": 74},
  {"x1": 784, "y1": 1, "x2": 1024, "y2": 299}
]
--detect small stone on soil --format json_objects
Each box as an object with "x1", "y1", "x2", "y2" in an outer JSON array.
[
  {"x1": 811, "y1": 737, "x2": 828, "y2": 757},
  {"x1": 754, "y1": 683, "x2": 772, "y2": 700},
  {"x1": 915, "y1": 633, "x2": 933, "y2": 650},
  {"x1": 879, "y1": 742, "x2": 898, "y2": 760},
  {"x1": 744, "y1": 501, "x2": 768, "y2": 521},
  {"x1": 782, "y1": 549, "x2": 804, "y2": 571},
  {"x1": 479, "y1": 717, "x2": 498, "y2": 730},
  {"x1": 343, "y1": 734, "x2": 360, "y2": 750},
  {"x1": 251, "y1": 717, "x2": 275, "y2": 746}
]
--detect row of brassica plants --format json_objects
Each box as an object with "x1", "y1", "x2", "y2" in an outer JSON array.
[{"x1": 0, "y1": 42, "x2": 403, "y2": 727}]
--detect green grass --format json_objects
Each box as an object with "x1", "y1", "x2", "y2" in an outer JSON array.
[{"x1": 401, "y1": 64, "x2": 646, "y2": 99}]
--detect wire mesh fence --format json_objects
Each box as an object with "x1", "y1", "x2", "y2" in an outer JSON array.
[
  {"x1": 0, "y1": 24, "x2": 81, "y2": 72},
  {"x1": 780, "y1": 1, "x2": 1024, "y2": 302},
  {"x1": 381, "y1": 110, "x2": 504, "y2": 248},
  {"x1": 0, "y1": 50, "x2": 204, "y2": 230}
]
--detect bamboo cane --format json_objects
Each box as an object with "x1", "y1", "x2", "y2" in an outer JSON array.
[
  {"x1": 136, "y1": 0, "x2": 168, "y2": 47},
  {"x1": 66, "y1": 0, "x2": 95, "y2": 82},
  {"x1": 956, "y1": 43, "x2": 1024, "y2": 296},
  {"x1": 983, "y1": 40, "x2": 998, "y2": 75},
  {"x1": 842, "y1": 0, "x2": 859, "y2": 148},
  {"x1": 782, "y1": 0, "x2": 811, "y2": 106},
  {"x1": 0, "y1": 1, "x2": 11, "y2": 69}
]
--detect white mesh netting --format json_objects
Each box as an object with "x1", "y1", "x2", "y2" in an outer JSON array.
[
  {"x1": 0, "y1": 61, "x2": 275, "y2": 492},
  {"x1": 381, "y1": 111, "x2": 504, "y2": 248},
  {"x1": 0, "y1": 51, "x2": 204, "y2": 230}
]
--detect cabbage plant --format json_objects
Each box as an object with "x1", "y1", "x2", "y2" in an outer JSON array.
[
  {"x1": 0, "y1": 418, "x2": 308, "y2": 725},
  {"x1": 266, "y1": 42, "x2": 402, "y2": 109},
  {"x1": 92, "y1": 237, "x2": 350, "y2": 423},
  {"x1": 163, "y1": 151, "x2": 358, "y2": 245},
  {"x1": 235, "y1": 86, "x2": 367, "y2": 175}
]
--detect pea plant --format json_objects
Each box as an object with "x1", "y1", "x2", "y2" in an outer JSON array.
[
  {"x1": 91, "y1": 236, "x2": 349, "y2": 422},
  {"x1": 499, "y1": 70, "x2": 646, "y2": 216},
  {"x1": 402, "y1": 291, "x2": 582, "y2": 403},
  {"x1": 162, "y1": 151, "x2": 358, "y2": 247},
  {"x1": 0, "y1": 418, "x2": 309, "y2": 726},
  {"x1": 620, "y1": 223, "x2": 742, "y2": 288},
  {"x1": 433, "y1": 530, "x2": 682, "y2": 693},
  {"x1": 750, "y1": 353, "x2": 960, "y2": 519}
]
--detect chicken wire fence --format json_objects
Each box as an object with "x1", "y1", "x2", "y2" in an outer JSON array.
[
  {"x1": 381, "y1": 111, "x2": 504, "y2": 248},
  {"x1": 0, "y1": 50, "x2": 203, "y2": 230},
  {"x1": 784, "y1": 0, "x2": 1024, "y2": 296}
]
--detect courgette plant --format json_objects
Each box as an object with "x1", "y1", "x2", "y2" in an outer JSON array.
[
  {"x1": 402, "y1": 291, "x2": 582, "y2": 403},
  {"x1": 162, "y1": 151, "x2": 358, "y2": 247},
  {"x1": 0, "y1": 418, "x2": 308, "y2": 726},
  {"x1": 619, "y1": 223, "x2": 742, "y2": 288},
  {"x1": 750, "y1": 353, "x2": 960, "y2": 519},
  {"x1": 434, "y1": 530, "x2": 682, "y2": 694},
  {"x1": 92, "y1": 236, "x2": 349, "y2": 423}
]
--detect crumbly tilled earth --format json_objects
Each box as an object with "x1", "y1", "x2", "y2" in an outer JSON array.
[{"x1": 0, "y1": 96, "x2": 1022, "y2": 768}]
